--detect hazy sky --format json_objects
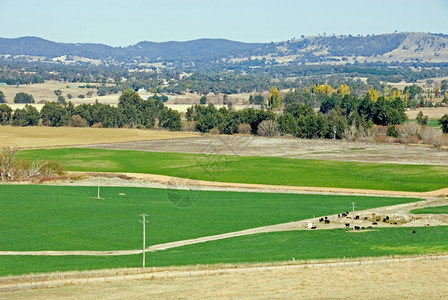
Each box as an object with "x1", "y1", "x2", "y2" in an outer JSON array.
[{"x1": 1, "y1": 0, "x2": 447, "y2": 46}]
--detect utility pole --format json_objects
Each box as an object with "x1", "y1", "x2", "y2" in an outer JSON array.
[
  {"x1": 352, "y1": 202, "x2": 356, "y2": 232},
  {"x1": 139, "y1": 214, "x2": 149, "y2": 268},
  {"x1": 97, "y1": 177, "x2": 100, "y2": 199}
]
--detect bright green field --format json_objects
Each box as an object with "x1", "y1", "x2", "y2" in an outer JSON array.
[
  {"x1": 411, "y1": 205, "x2": 448, "y2": 214},
  {"x1": 18, "y1": 148, "x2": 448, "y2": 192},
  {"x1": 0, "y1": 185, "x2": 423, "y2": 276},
  {"x1": 0, "y1": 185, "x2": 417, "y2": 251},
  {"x1": 1, "y1": 226, "x2": 447, "y2": 276}
]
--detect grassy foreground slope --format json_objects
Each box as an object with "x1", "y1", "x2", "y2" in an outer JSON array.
[
  {"x1": 0, "y1": 185, "x2": 417, "y2": 252},
  {"x1": 1, "y1": 227, "x2": 447, "y2": 276},
  {"x1": 19, "y1": 148, "x2": 448, "y2": 192}
]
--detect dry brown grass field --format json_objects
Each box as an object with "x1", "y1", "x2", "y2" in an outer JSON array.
[
  {"x1": 0, "y1": 126, "x2": 198, "y2": 148},
  {"x1": 406, "y1": 107, "x2": 448, "y2": 119},
  {"x1": 1, "y1": 257, "x2": 447, "y2": 299},
  {"x1": 0, "y1": 81, "x2": 95, "y2": 103}
]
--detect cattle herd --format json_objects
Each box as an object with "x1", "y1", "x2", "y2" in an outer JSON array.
[{"x1": 315, "y1": 211, "x2": 399, "y2": 230}]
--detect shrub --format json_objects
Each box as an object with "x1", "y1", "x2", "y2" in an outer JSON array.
[
  {"x1": 91, "y1": 122, "x2": 103, "y2": 128},
  {"x1": 257, "y1": 120, "x2": 279, "y2": 137},
  {"x1": 69, "y1": 115, "x2": 88, "y2": 127},
  {"x1": 209, "y1": 127, "x2": 220, "y2": 135},
  {"x1": 387, "y1": 125, "x2": 399, "y2": 137},
  {"x1": 398, "y1": 122, "x2": 421, "y2": 138},
  {"x1": 421, "y1": 127, "x2": 444, "y2": 148},
  {"x1": 180, "y1": 120, "x2": 196, "y2": 132},
  {"x1": 237, "y1": 123, "x2": 252, "y2": 134}
]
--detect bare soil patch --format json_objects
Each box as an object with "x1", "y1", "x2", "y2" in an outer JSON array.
[
  {"x1": 83, "y1": 135, "x2": 448, "y2": 165},
  {"x1": 0, "y1": 126, "x2": 199, "y2": 148}
]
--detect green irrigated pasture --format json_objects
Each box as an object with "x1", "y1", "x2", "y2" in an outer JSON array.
[
  {"x1": 1, "y1": 226, "x2": 447, "y2": 276},
  {"x1": 148, "y1": 226, "x2": 448, "y2": 267},
  {"x1": 18, "y1": 148, "x2": 448, "y2": 192},
  {"x1": 0, "y1": 185, "x2": 417, "y2": 252},
  {"x1": 411, "y1": 205, "x2": 448, "y2": 214}
]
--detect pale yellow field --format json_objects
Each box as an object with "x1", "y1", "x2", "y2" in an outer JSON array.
[
  {"x1": 406, "y1": 107, "x2": 448, "y2": 119},
  {"x1": 0, "y1": 126, "x2": 199, "y2": 148},
  {"x1": 0, "y1": 81, "x2": 99, "y2": 103}
]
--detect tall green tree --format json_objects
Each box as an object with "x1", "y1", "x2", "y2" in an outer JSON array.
[
  {"x1": 267, "y1": 86, "x2": 281, "y2": 110},
  {"x1": 439, "y1": 114, "x2": 448, "y2": 133},
  {"x1": 40, "y1": 102, "x2": 69, "y2": 127},
  {"x1": 11, "y1": 105, "x2": 39, "y2": 126},
  {"x1": 13, "y1": 92, "x2": 34, "y2": 103},
  {"x1": 0, "y1": 104, "x2": 12, "y2": 125}
]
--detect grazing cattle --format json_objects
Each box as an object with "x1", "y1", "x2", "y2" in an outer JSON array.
[
  {"x1": 385, "y1": 216, "x2": 389, "y2": 221},
  {"x1": 338, "y1": 214, "x2": 340, "y2": 218},
  {"x1": 354, "y1": 215, "x2": 360, "y2": 220},
  {"x1": 346, "y1": 211, "x2": 349, "y2": 215},
  {"x1": 345, "y1": 223, "x2": 350, "y2": 228},
  {"x1": 412, "y1": 230, "x2": 416, "y2": 233},
  {"x1": 324, "y1": 219, "x2": 330, "y2": 224},
  {"x1": 311, "y1": 226, "x2": 316, "y2": 229},
  {"x1": 341, "y1": 213, "x2": 347, "y2": 217},
  {"x1": 361, "y1": 227, "x2": 365, "y2": 229},
  {"x1": 354, "y1": 226, "x2": 360, "y2": 230},
  {"x1": 376, "y1": 218, "x2": 381, "y2": 221},
  {"x1": 372, "y1": 222, "x2": 378, "y2": 225},
  {"x1": 319, "y1": 218, "x2": 324, "y2": 222},
  {"x1": 364, "y1": 217, "x2": 368, "y2": 220},
  {"x1": 393, "y1": 222, "x2": 397, "y2": 225},
  {"x1": 324, "y1": 216, "x2": 328, "y2": 220},
  {"x1": 383, "y1": 218, "x2": 387, "y2": 222},
  {"x1": 367, "y1": 226, "x2": 373, "y2": 229}
]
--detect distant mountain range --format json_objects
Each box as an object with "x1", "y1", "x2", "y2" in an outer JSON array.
[{"x1": 1, "y1": 32, "x2": 447, "y2": 67}]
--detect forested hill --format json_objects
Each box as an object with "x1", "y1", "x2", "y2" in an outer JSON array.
[
  {"x1": 0, "y1": 32, "x2": 447, "y2": 67},
  {"x1": 0, "y1": 37, "x2": 265, "y2": 63}
]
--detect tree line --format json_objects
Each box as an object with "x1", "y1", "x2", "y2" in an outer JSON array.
[
  {"x1": 0, "y1": 89, "x2": 181, "y2": 130},
  {"x1": 1, "y1": 87, "x2": 447, "y2": 137}
]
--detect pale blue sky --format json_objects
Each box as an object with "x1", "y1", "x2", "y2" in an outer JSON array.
[{"x1": 0, "y1": 0, "x2": 447, "y2": 46}]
